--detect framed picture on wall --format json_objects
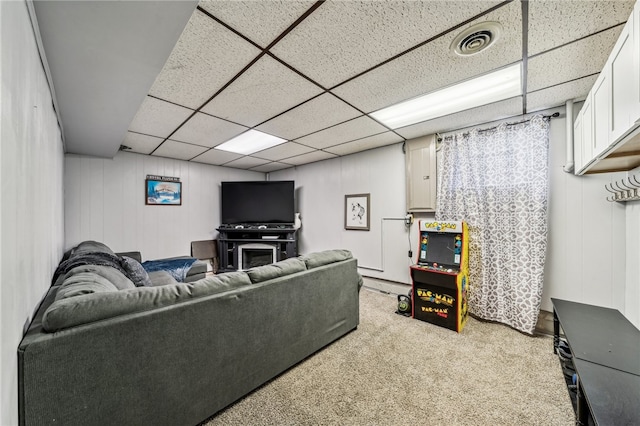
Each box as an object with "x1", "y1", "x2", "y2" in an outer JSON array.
[
  {"x1": 145, "y1": 179, "x2": 182, "y2": 205},
  {"x1": 345, "y1": 193, "x2": 370, "y2": 231}
]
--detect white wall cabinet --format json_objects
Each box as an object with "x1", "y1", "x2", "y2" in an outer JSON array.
[
  {"x1": 574, "y1": 96, "x2": 594, "y2": 173},
  {"x1": 592, "y1": 70, "x2": 611, "y2": 158},
  {"x1": 405, "y1": 134, "x2": 437, "y2": 212},
  {"x1": 575, "y1": 5, "x2": 640, "y2": 174},
  {"x1": 609, "y1": 15, "x2": 636, "y2": 142},
  {"x1": 573, "y1": 110, "x2": 584, "y2": 171}
]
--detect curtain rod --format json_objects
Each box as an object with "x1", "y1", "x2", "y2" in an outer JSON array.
[{"x1": 437, "y1": 112, "x2": 560, "y2": 142}]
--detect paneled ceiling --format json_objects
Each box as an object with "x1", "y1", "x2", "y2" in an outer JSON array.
[{"x1": 35, "y1": 0, "x2": 635, "y2": 172}]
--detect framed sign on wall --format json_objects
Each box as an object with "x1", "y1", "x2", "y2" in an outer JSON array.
[
  {"x1": 145, "y1": 177, "x2": 182, "y2": 205},
  {"x1": 345, "y1": 193, "x2": 370, "y2": 231}
]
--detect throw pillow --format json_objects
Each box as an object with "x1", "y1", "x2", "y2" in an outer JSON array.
[{"x1": 121, "y1": 256, "x2": 153, "y2": 287}]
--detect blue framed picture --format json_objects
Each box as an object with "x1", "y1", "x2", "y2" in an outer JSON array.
[{"x1": 145, "y1": 179, "x2": 182, "y2": 205}]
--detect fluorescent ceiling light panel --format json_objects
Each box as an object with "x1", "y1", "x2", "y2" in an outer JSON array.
[
  {"x1": 371, "y1": 64, "x2": 522, "y2": 129},
  {"x1": 215, "y1": 130, "x2": 287, "y2": 155}
]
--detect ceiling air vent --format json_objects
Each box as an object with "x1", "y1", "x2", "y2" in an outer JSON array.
[{"x1": 451, "y1": 22, "x2": 502, "y2": 57}]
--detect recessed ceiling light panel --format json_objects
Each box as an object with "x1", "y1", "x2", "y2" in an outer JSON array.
[
  {"x1": 215, "y1": 130, "x2": 287, "y2": 155},
  {"x1": 451, "y1": 21, "x2": 503, "y2": 56},
  {"x1": 370, "y1": 63, "x2": 522, "y2": 129}
]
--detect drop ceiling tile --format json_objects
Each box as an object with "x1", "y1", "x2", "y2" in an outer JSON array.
[
  {"x1": 201, "y1": 55, "x2": 323, "y2": 127},
  {"x1": 223, "y1": 156, "x2": 271, "y2": 169},
  {"x1": 171, "y1": 112, "x2": 248, "y2": 148},
  {"x1": 294, "y1": 116, "x2": 389, "y2": 150},
  {"x1": 122, "y1": 132, "x2": 164, "y2": 155},
  {"x1": 325, "y1": 132, "x2": 404, "y2": 156},
  {"x1": 148, "y1": 9, "x2": 261, "y2": 109},
  {"x1": 528, "y1": 1, "x2": 633, "y2": 56},
  {"x1": 152, "y1": 140, "x2": 208, "y2": 160},
  {"x1": 255, "y1": 93, "x2": 361, "y2": 140},
  {"x1": 332, "y1": 0, "x2": 522, "y2": 113},
  {"x1": 250, "y1": 162, "x2": 293, "y2": 173},
  {"x1": 252, "y1": 142, "x2": 315, "y2": 162},
  {"x1": 191, "y1": 148, "x2": 242, "y2": 165},
  {"x1": 527, "y1": 75, "x2": 598, "y2": 113},
  {"x1": 395, "y1": 97, "x2": 523, "y2": 139},
  {"x1": 527, "y1": 27, "x2": 621, "y2": 92},
  {"x1": 271, "y1": 1, "x2": 504, "y2": 88},
  {"x1": 198, "y1": 0, "x2": 316, "y2": 48},
  {"x1": 127, "y1": 96, "x2": 193, "y2": 138},
  {"x1": 282, "y1": 150, "x2": 337, "y2": 166}
]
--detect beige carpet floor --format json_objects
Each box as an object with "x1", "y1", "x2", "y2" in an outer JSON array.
[{"x1": 204, "y1": 288, "x2": 574, "y2": 425}]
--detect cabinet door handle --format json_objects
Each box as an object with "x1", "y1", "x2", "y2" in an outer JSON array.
[{"x1": 423, "y1": 176, "x2": 430, "y2": 180}]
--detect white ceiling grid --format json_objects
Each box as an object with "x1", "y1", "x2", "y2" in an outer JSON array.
[{"x1": 119, "y1": 0, "x2": 635, "y2": 171}]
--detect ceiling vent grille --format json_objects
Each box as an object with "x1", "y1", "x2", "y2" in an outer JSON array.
[{"x1": 451, "y1": 22, "x2": 503, "y2": 56}]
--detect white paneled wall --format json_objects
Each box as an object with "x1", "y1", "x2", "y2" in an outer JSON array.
[
  {"x1": 274, "y1": 107, "x2": 636, "y2": 323},
  {"x1": 543, "y1": 108, "x2": 627, "y2": 313},
  {"x1": 1, "y1": 2, "x2": 65, "y2": 424},
  {"x1": 63, "y1": 108, "x2": 633, "y2": 322},
  {"x1": 273, "y1": 143, "x2": 424, "y2": 285},
  {"x1": 64, "y1": 152, "x2": 263, "y2": 260},
  {"x1": 624, "y1": 174, "x2": 640, "y2": 328}
]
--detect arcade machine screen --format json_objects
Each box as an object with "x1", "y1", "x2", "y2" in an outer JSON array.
[{"x1": 419, "y1": 232, "x2": 462, "y2": 271}]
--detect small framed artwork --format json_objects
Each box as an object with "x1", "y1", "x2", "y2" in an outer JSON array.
[
  {"x1": 345, "y1": 193, "x2": 370, "y2": 231},
  {"x1": 145, "y1": 179, "x2": 182, "y2": 205}
]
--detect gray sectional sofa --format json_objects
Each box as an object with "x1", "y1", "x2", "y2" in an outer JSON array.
[{"x1": 18, "y1": 241, "x2": 361, "y2": 425}]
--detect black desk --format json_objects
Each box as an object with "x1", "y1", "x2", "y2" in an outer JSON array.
[
  {"x1": 552, "y1": 298, "x2": 640, "y2": 426},
  {"x1": 572, "y1": 359, "x2": 640, "y2": 426},
  {"x1": 552, "y1": 298, "x2": 640, "y2": 375}
]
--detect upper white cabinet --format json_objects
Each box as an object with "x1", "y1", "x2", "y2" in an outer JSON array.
[
  {"x1": 609, "y1": 13, "x2": 635, "y2": 142},
  {"x1": 592, "y1": 70, "x2": 611, "y2": 159},
  {"x1": 573, "y1": 110, "x2": 584, "y2": 171},
  {"x1": 576, "y1": 4, "x2": 640, "y2": 174},
  {"x1": 580, "y1": 96, "x2": 594, "y2": 171},
  {"x1": 405, "y1": 134, "x2": 437, "y2": 212}
]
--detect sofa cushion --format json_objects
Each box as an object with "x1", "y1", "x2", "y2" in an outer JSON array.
[
  {"x1": 53, "y1": 250, "x2": 128, "y2": 285},
  {"x1": 301, "y1": 250, "x2": 353, "y2": 269},
  {"x1": 42, "y1": 271, "x2": 252, "y2": 331},
  {"x1": 72, "y1": 240, "x2": 115, "y2": 257},
  {"x1": 121, "y1": 256, "x2": 153, "y2": 287},
  {"x1": 147, "y1": 270, "x2": 178, "y2": 286},
  {"x1": 246, "y1": 258, "x2": 307, "y2": 284},
  {"x1": 61, "y1": 264, "x2": 136, "y2": 291},
  {"x1": 189, "y1": 271, "x2": 251, "y2": 296},
  {"x1": 55, "y1": 272, "x2": 120, "y2": 301}
]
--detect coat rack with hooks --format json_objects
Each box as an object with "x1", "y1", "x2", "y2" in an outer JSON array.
[{"x1": 605, "y1": 174, "x2": 640, "y2": 202}]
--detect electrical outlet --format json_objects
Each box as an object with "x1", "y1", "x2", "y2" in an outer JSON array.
[
  {"x1": 404, "y1": 213, "x2": 414, "y2": 226},
  {"x1": 408, "y1": 250, "x2": 413, "y2": 258}
]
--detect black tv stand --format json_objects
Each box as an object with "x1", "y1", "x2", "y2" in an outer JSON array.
[
  {"x1": 219, "y1": 223, "x2": 293, "y2": 230},
  {"x1": 216, "y1": 225, "x2": 297, "y2": 272}
]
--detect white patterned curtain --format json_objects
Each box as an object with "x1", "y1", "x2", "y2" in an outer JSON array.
[{"x1": 436, "y1": 115, "x2": 550, "y2": 334}]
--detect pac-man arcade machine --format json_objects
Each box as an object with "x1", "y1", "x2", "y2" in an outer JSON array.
[{"x1": 410, "y1": 220, "x2": 469, "y2": 332}]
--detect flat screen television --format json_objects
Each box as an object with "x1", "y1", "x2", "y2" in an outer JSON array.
[{"x1": 221, "y1": 180, "x2": 295, "y2": 225}]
